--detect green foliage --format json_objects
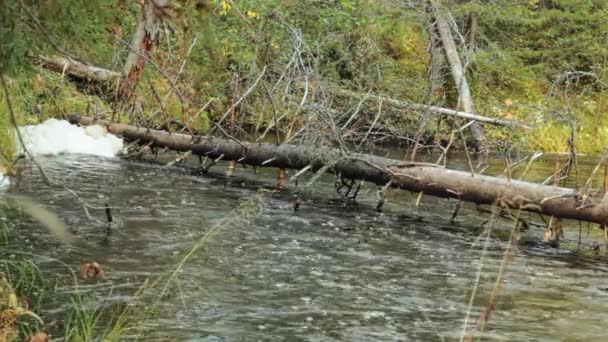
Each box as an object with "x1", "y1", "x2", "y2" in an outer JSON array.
[
  {"x1": 0, "y1": 1, "x2": 123, "y2": 74},
  {"x1": 0, "y1": 92, "x2": 16, "y2": 165},
  {"x1": 0, "y1": 70, "x2": 112, "y2": 167},
  {"x1": 450, "y1": 0, "x2": 608, "y2": 152},
  {"x1": 474, "y1": 0, "x2": 608, "y2": 76},
  {"x1": 2, "y1": 0, "x2": 608, "y2": 153},
  {"x1": 0, "y1": 260, "x2": 46, "y2": 340}
]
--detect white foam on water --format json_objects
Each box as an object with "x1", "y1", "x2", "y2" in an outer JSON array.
[
  {"x1": 17, "y1": 119, "x2": 123, "y2": 158},
  {"x1": 0, "y1": 173, "x2": 9, "y2": 189}
]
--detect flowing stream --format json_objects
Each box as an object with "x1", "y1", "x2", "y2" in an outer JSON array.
[{"x1": 3, "y1": 152, "x2": 608, "y2": 341}]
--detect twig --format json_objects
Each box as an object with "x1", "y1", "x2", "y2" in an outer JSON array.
[
  {"x1": 358, "y1": 99, "x2": 383, "y2": 148},
  {"x1": 341, "y1": 89, "x2": 371, "y2": 130},
  {"x1": 147, "y1": 79, "x2": 172, "y2": 133},
  {"x1": 174, "y1": 37, "x2": 198, "y2": 83},
  {"x1": 290, "y1": 164, "x2": 313, "y2": 182},
  {"x1": 304, "y1": 160, "x2": 339, "y2": 188},
  {"x1": 261, "y1": 82, "x2": 281, "y2": 146},
  {"x1": 261, "y1": 157, "x2": 276, "y2": 166},
  {"x1": 199, "y1": 154, "x2": 224, "y2": 173},
  {"x1": 518, "y1": 152, "x2": 543, "y2": 180},
  {"x1": 470, "y1": 211, "x2": 521, "y2": 339},
  {"x1": 458, "y1": 126, "x2": 476, "y2": 177},
  {"x1": 1, "y1": 74, "x2": 52, "y2": 186},
  {"x1": 459, "y1": 208, "x2": 495, "y2": 342},
  {"x1": 210, "y1": 66, "x2": 267, "y2": 134}
]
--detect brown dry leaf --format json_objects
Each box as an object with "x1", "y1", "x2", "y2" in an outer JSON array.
[
  {"x1": 505, "y1": 98, "x2": 514, "y2": 106},
  {"x1": 35, "y1": 73, "x2": 45, "y2": 90},
  {"x1": 277, "y1": 168, "x2": 288, "y2": 191},
  {"x1": 543, "y1": 229, "x2": 553, "y2": 241},
  {"x1": 27, "y1": 332, "x2": 50, "y2": 342},
  {"x1": 0, "y1": 329, "x2": 16, "y2": 342},
  {"x1": 79, "y1": 262, "x2": 105, "y2": 280}
]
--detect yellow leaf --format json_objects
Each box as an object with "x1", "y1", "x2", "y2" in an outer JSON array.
[
  {"x1": 220, "y1": 0, "x2": 231, "y2": 16},
  {"x1": 8, "y1": 293, "x2": 18, "y2": 308},
  {"x1": 246, "y1": 10, "x2": 258, "y2": 18}
]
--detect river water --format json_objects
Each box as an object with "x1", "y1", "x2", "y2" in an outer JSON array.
[{"x1": 3, "y1": 152, "x2": 608, "y2": 341}]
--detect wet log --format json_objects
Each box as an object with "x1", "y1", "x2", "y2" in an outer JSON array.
[
  {"x1": 69, "y1": 115, "x2": 608, "y2": 225},
  {"x1": 70, "y1": 115, "x2": 393, "y2": 184}
]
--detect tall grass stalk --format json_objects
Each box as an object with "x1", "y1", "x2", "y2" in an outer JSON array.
[
  {"x1": 459, "y1": 206, "x2": 498, "y2": 342},
  {"x1": 461, "y1": 207, "x2": 522, "y2": 341}
]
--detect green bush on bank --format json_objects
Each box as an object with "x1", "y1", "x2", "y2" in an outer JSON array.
[{"x1": 0, "y1": 0, "x2": 607, "y2": 153}]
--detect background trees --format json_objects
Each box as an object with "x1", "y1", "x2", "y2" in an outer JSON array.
[{"x1": 0, "y1": 0, "x2": 607, "y2": 156}]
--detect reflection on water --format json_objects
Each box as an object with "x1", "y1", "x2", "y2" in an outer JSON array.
[{"x1": 3, "y1": 153, "x2": 608, "y2": 341}]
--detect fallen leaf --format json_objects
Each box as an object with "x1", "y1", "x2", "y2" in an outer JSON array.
[
  {"x1": 543, "y1": 229, "x2": 553, "y2": 241},
  {"x1": 79, "y1": 262, "x2": 105, "y2": 280},
  {"x1": 27, "y1": 332, "x2": 50, "y2": 342}
]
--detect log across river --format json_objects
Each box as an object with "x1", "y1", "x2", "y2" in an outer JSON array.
[{"x1": 70, "y1": 115, "x2": 608, "y2": 225}]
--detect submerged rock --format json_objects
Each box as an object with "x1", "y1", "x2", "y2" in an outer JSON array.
[{"x1": 17, "y1": 118, "x2": 123, "y2": 157}]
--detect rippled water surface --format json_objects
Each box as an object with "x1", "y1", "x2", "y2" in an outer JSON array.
[{"x1": 4, "y1": 153, "x2": 608, "y2": 341}]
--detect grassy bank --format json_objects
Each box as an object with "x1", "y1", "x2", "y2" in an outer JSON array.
[
  {"x1": 0, "y1": 202, "x2": 131, "y2": 341},
  {"x1": 0, "y1": 0, "x2": 606, "y2": 161}
]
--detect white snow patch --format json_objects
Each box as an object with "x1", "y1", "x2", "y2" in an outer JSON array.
[{"x1": 18, "y1": 119, "x2": 123, "y2": 158}]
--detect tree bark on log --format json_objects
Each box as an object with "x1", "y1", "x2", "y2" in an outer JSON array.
[
  {"x1": 116, "y1": 0, "x2": 170, "y2": 102},
  {"x1": 37, "y1": 56, "x2": 120, "y2": 83},
  {"x1": 431, "y1": 1, "x2": 487, "y2": 154},
  {"x1": 69, "y1": 115, "x2": 608, "y2": 225}
]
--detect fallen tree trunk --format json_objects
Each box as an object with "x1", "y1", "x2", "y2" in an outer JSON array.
[
  {"x1": 431, "y1": 1, "x2": 487, "y2": 153},
  {"x1": 117, "y1": 0, "x2": 170, "y2": 102},
  {"x1": 37, "y1": 56, "x2": 120, "y2": 83},
  {"x1": 69, "y1": 115, "x2": 608, "y2": 225}
]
